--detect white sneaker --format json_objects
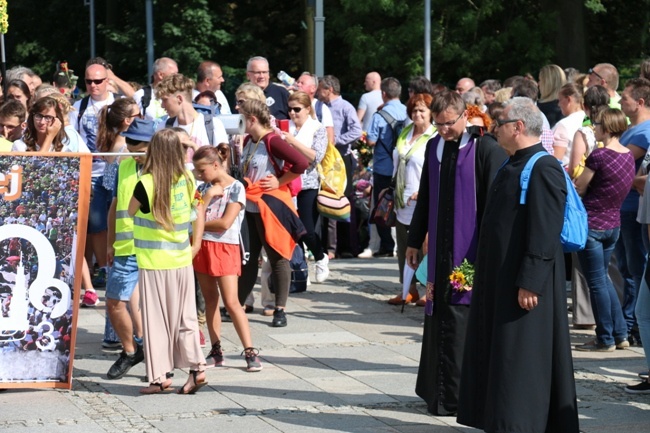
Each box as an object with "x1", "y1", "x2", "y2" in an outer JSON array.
[
  {"x1": 357, "y1": 248, "x2": 373, "y2": 259},
  {"x1": 314, "y1": 255, "x2": 330, "y2": 283}
]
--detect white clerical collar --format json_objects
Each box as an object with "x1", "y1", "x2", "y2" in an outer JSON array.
[{"x1": 436, "y1": 131, "x2": 472, "y2": 162}]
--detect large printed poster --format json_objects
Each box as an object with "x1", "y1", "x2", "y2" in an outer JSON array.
[{"x1": 0, "y1": 154, "x2": 90, "y2": 389}]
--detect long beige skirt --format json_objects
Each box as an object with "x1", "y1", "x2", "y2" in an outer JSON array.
[{"x1": 139, "y1": 265, "x2": 206, "y2": 383}]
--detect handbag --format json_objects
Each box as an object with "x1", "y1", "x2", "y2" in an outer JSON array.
[
  {"x1": 317, "y1": 188, "x2": 351, "y2": 222},
  {"x1": 371, "y1": 186, "x2": 396, "y2": 228}
]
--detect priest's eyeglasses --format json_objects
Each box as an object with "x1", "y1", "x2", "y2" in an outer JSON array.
[{"x1": 434, "y1": 112, "x2": 463, "y2": 129}]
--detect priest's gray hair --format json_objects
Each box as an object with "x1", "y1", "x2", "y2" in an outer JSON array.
[{"x1": 503, "y1": 97, "x2": 543, "y2": 137}]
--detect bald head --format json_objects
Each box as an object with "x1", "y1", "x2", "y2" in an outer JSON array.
[
  {"x1": 456, "y1": 77, "x2": 475, "y2": 94},
  {"x1": 364, "y1": 72, "x2": 381, "y2": 91}
]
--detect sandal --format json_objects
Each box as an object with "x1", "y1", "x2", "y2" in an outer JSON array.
[
  {"x1": 177, "y1": 370, "x2": 207, "y2": 395},
  {"x1": 139, "y1": 379, "x2": 174, "y2": 394}
]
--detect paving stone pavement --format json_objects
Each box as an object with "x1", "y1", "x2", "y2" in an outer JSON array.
[{"x1": 0, "y1": 257, "x2": 648, "y2": 432}]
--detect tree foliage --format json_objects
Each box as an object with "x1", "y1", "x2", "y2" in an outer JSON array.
[{"x1": 3, "y1": 0, "x2": 649, "y2": 102}]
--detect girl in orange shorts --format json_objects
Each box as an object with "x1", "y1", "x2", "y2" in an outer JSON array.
[{"x1": 192, "y1": 146, "x2": 262, "y2": 372}]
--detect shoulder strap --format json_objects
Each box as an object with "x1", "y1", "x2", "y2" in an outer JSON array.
[
  {"x1": 519, "y1": 151, "x2": 551, "y2": 204},
  {"x1": 315, "y1": 100, "x2": 323, "y2": 123},
  {"x1": 77, "y1": 96, "x2": 90, "y2": 128},
  {"x1": 377, "y1": 110, "x2": 397, "y2": 131},
  {"x1": 141, "y1": 85, "x2": 152, "y2": 115},
  {"x1": 203, "y1": 113, "x2": 215, "y2": 146}
]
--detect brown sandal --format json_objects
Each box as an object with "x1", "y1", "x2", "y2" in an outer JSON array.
[
  {"x1": 139, "y1": 379, "x2": 174, "y2": 394},
  {"x1": 177, "y1": 370, "x2": 207, "y2": 395}
]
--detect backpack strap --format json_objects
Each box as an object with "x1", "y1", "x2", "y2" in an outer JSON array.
[
  {"x1": 315, "y1": 100, "x2": 323, "y2": 123},
  {"x1": 203, "y1": 113, "x2": 215, "y2": 146},
  {"x1": 519, "y1": 151, "x2": 550, "y2": 204},
  {"x1": 141, "y1": 85, "x2": 152, "y2": 116},
  {"x1": 376, "y1": 110, "x2": 399, "y2": 153},
  {"x1": 77, "y1": 96, "x2": 90, "y2": 129}
]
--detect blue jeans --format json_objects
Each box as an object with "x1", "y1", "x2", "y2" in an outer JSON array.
[
  {"x1": 636, "y1": 271, "x2": 650, "y2": 370},
  {"x1": 614, "y1": 211, "x2": 648, "y2": 337},
  {"x1": 577, "y1": 228, "x2": 627, "y2": 345}
]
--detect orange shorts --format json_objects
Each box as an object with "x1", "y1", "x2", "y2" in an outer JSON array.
[{"x1": 193, "y1": 240, "x2": 241, "y2": 277}]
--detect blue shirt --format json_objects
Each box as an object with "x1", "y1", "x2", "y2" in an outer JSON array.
[
  {"x1": 326, "y1": 96, "x2": 362, "y2": 154},
  {"x1": 367, "y1": 99, "x2": 407, "y2": 176},
  {"x1": 620, "y1": 119, "x2": 650, "y2": 212}
]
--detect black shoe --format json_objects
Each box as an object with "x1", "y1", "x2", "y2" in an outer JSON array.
[
  {"x1": 272, "y1": 308, "x2": 287, "y2": 327},
  {"x1": 373, "y1": 250, "x2": 394, "y2": 258},
  {"x1": 107, "y1": 344, "x2": 144, "y2": 380}
]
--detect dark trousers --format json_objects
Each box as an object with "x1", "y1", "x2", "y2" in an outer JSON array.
[
  {"x1": 372, "y1": 172, "x2": 395, "y2": 253},
  {"x1": 297, "y1": 188, "x2": 325, "y2": 262},
  {"x1": 238, "y1": 212, "x2": 291, "y2": 307}
]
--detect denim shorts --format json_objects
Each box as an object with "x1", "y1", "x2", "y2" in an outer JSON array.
[
  {"x1": 88, "y1": 175, "x2": 112, "y2": 233},
  {"x1": 106, "y1": 255, "x2": 139, "y2": 301}
]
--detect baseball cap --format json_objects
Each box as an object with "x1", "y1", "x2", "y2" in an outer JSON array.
[{"x1": 121, "y1": 118, "x2": 156, "y2": 143}]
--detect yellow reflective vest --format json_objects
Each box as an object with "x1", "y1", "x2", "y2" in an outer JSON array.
[
  {"x1": 133, "y1": 172, "x2": 194, "y2": 270},
  {"x1": 113, "y1": 158, "x2": 139, "y2": 257}
]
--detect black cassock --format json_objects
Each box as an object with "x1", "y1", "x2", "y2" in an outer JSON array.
[
  {"x1": 408, "y1": 130, "x2": 505, "y2": 415},
  {"x1": 457, "y1": 143, "x2": 579, "y2": 433}
]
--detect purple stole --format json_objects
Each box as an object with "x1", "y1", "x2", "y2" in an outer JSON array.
[{"x1": 425, "y1": 134, "x2": 478, "y2": 315}]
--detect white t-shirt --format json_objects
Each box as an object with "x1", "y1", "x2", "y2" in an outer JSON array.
[
  {"x1": 69, "y1": 93, "x2": 116, "y2": 176},
  {"x1": 199, "y1": 180, "x2": 245, "y2": 244},
  {"x1": 312, "y1": 99, "x2": 333, "y2": 128},
  {"x1": 11, "y1": 127, "x2": 90, "y2": 153},
  {"x1": 133, "y1": 87, "x2": 168, "y2": 120},
  {"x1": 358, "y1": 90, "x2": 383, "y2": 131},
  {"x1": 552, "y1": 110, "x2": 586, "y2": 166},
  {"x1": 161, "y1": 112, "x2": 228, "y2": 168}
]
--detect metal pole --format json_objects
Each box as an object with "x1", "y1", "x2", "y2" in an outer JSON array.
[
  {"x1": 0, "y1": 34, "x2": 6, "y2": 95},
  {"x1": 89, "y1": 0, "x2": 96, "y2": 58},
  {"x1": 314, "y1": 0, "x2": 325, "y2": 76},
  {"x1": 424, "y1": 0, "x2": 431, "y2": 79},
  {"x1": 145, "y1": 0, "x2": 154, "y2": 80}
]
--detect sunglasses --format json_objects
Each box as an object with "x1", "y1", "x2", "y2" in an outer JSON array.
[
  {"x1": 588, "y1": 68, "x2": 604, "y2": 81},
  {"x1": 288, "y1": 106, "x2": 305, "y2": 113},
  {"x1": 85, "y1": 78, "x2": 107, "y2": 85}
]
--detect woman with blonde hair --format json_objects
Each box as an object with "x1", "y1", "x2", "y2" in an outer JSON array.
[
  {"x1": 237, "y1": 99, "x2": 308, "y2": 328},
  {"x1": 284, "y1": 91, "x2": 329, "y2": 282},
  {"x1": 128, "y1": 128, "x2": 207, "y2": 394},
  {"x1": 538, "y1": 64, "x2": 566, "y2": 128}
]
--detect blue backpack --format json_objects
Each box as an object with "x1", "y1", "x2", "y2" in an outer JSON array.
[{"x1": 519, "y1": 152, "x2": 588, "y2": 253}]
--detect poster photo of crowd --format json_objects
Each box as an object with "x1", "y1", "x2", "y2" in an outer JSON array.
[{"x1": 0, "y1": 154, "x2": 90, "y2": 389}]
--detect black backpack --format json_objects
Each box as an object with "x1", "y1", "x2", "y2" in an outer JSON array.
[{"x1": 140, "y1": 85, "x2": 153, "y2": 116}]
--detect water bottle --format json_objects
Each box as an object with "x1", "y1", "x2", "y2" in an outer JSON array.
[{"x1": 277, "y1": 70, "x2": 295, "y2": 88}]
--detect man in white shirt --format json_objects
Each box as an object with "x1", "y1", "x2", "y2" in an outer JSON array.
[
  {"x1": 295, "y1": 72, "x2": 334, "y2": 144},
  {"x1": 357, "y1": 71, "x2": 382, "y2": 131},
  {"x1": 133, "y1": 57, "x2": 178, "y2": 121},
  {"x1": 193, "y1": 61, "x2": 231, "y2": 115}
]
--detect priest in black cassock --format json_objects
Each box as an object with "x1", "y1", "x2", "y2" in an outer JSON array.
[
  {"x1": 457, "y1": 97, "x2": 579, "y2": 432},
  {"x1": 406, "y1": 91, "x2": 506, "y2": 415}
]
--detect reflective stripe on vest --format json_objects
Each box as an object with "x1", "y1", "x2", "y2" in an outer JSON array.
[
  {"x1": 114, "y1": 158, "x2": 139, "y2": 257},
  {"x1": 133, "y1": 172, "x2": 194, "y2": 270}
]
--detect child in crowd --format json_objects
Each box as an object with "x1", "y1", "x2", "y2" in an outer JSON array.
[
  {"x1": 192, "y1": 146, "x2": 262, "y2": 372},
  {"x1": 128, "y1": 128, "x2": 207, "y2": 395}
]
